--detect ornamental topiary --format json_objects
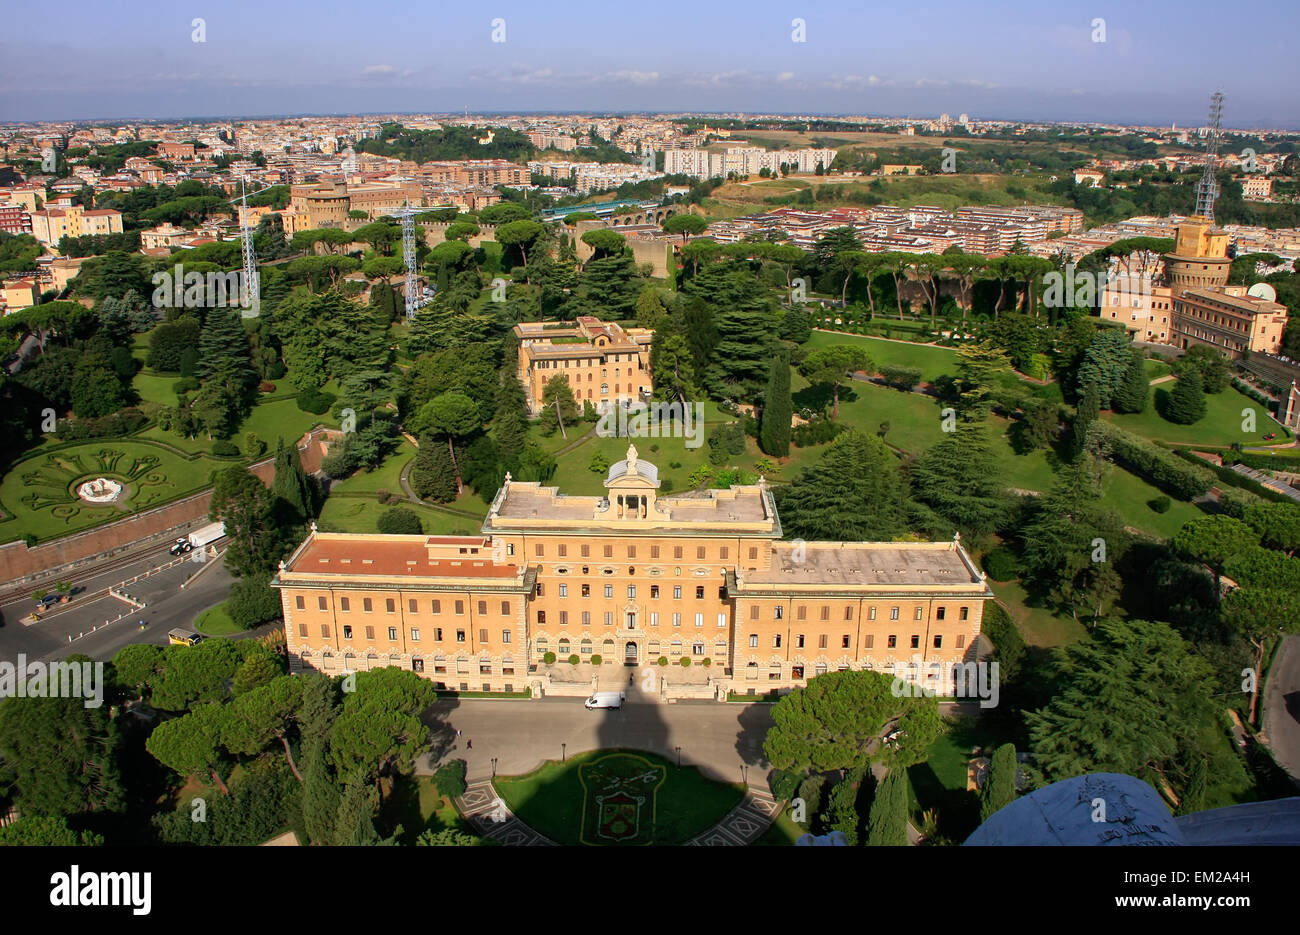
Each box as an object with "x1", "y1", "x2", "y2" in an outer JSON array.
[
  {"x1": 590, "y1": 654, "x2": 603, "y2": 665},
  {"x1": 680, "y1": 657, "x2": 691, "y2": 667},
  {"x1": 542, "y1": 651, "x2": 556, "y2": 664},
  {"x1": 568, "y1": 654, "x2": 580, "y2": 666},
  {"x1": 658, "y1": 656, "x2": 668, "y2": 666}
]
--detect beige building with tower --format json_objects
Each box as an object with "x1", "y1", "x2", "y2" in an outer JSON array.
[
  {"x1": 515, "y1": 317, "x2": 653, "y2": 415},
  {"x1": 273, "y1": 447, "x2": 993, "y2": 700}
]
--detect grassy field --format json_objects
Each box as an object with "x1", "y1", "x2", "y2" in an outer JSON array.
[
  {"x1": 1104, "y1": 383, "x2": 1284, "y2": 448},
  {"x1": 834, "y1": 382, "x2": 948, "y2": 455},
  {"x1": 805, "y1": 330, "x2": 958, "y2": 383},
  {"x1": 907, "y1": 716, "x2": 1018, "y2": 843},
  {"x1": 0, "y1": 440, "x2": 225, "y2": 544},
  {"x1": 494, "y1": 749, "x2": 743, "y2": 846},
  {"x1": 194, "y1": 601, "x2": 240, "y2": 636},
  {"x1": 988, "y1": 579, "x2": 1087, "y2": 648}
]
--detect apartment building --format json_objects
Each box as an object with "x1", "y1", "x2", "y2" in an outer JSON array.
[
  {"x1": 0, "y1": 204, "x2": 32, "y2": 235},
  {"x1": 1100, "y1": 274, "x2": 1174, "y2": 342},
  {"x1": 28, "y1": 204, "x2": 123, "y2": 246},
  {"x1": 662, "y1": 147, "x2": 836, "y2": 178},
  {"x1": 515, "y1": 317, "x2": 653, "y2": 415},
  {"x1": 1171, "y1": 285, "x2": 1288, "y2": 358},
  {"x1": 273, "y1": 448, "x2": 992, "y2": 700}
]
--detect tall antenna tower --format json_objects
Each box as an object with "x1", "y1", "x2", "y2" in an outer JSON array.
[
  {"x1": 394, "y1": 202, "x2": 421, "y2": 320},
  {"x1": 1194, "y1": 90, "x2": 1225, "y2": 221},
  {"x1": 238, "y1": 176, "x2": 260, "y2": 314}
]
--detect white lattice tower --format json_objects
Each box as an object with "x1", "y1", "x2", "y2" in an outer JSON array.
[{"x1": 1194, "y1": 90, "x2": 1225, "y2": 221}]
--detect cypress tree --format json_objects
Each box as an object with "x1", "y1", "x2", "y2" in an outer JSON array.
[
  {"x1": 1166, "y1": 369, "x2": 1207, "y2": 424},
  {"x1": 411, "y1": 435, "x2": 458, "y2": 502},
  {"x1": 492, "y1": 369, "x2": 529, "y2": 468},
  {"x1": 979, "y1": 743, "x2": 1018, "y2": 823},
  {"x1": 197, "y1": 307, "x2": 251, "y2": 379},
  {"x1": 866, "y1": 769, "x2": 909, "y2": 846},
  {"x1": 1113, "y1": 349, "x2": 1149, "y2": 414},
  {"x1": 270, "y1": 437, "x2": 312, "y2": 527},
  {"x1": 1071, "y1": 381, "x2": 1099, "y2": 458},
  {"x1": 760, "y1": 354, "x2": 792, "y2": 458},
  {"x1": 299, "y1": 675, "x2": 339, "y2": 846}
]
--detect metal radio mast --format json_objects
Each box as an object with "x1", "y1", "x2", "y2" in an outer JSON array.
[
  {"x1": 394, "y1": 202, "x2": 422, "y2": 320},
  {"x1": 1194, "y1": 90, "x2": 1225, "y2": 222},
  {"x1": 238, "y1": 177, "x2": 260, "y2": 312}
]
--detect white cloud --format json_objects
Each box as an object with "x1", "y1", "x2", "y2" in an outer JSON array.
[
  {"x1": 606, "y1": 70, "x2": 659, "y2": 85},
  {"x1": 362, "y1": 64, "x2": 395, "y2": 75}
]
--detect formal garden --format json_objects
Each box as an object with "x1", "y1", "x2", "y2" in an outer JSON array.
[{"x1": 493, "y1": 749, "x2": 744, "y2": 845}]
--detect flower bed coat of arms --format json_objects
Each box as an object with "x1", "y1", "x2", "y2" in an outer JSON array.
[{"x1": 578, "y1": 753, "x2": 666, "y2": 845}]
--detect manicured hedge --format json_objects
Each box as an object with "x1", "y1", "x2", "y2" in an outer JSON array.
[
  {"x1": 1171, "y1": 449, "x2": 1296, "y2": 505},
  {"x1": 1094, "y1": 423, "x2": 1213, "y2": 500}
]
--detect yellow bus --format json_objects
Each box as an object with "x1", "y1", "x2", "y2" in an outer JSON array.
[{"x1": 167, "y1": 628, "x2": 204, "y2": 646}]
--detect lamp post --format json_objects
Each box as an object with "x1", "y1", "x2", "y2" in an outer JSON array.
[
  {"x1": 675, "y1": 745, "x2": 681, "y2": 768},
  {"x1": 561, "y1": 742, "x2": 566, "y2": 763},
  {"x1": 740, "y1": 762, "x2": 747, "y2": 786},
  {"x1": 491, "y1": 757, "x2": 497, "y2": 778}
]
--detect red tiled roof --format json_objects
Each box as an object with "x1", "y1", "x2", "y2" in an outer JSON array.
[{"x1": 290, "y1": 537, "x2": 517, "y2": 579}]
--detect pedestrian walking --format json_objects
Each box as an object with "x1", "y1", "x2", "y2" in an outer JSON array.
[
  {"x1": 456, "y1": 729, "x2": 462, "y2": 737},
  {"x1": 466, "y1": 739, "x2": 472, "y2": 750}
]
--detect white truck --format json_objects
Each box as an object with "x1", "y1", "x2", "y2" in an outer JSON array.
[
  {"x1": 584, "y1": 691, "x2": 625, "y2": 710},
  {"x1": 169, "y1": 521, "x2": 226, "y2": 556}
]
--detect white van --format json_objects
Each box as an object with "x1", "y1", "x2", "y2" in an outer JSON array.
[{"x1": 584, "y1": 691, "x2": 624, "y2": 710}]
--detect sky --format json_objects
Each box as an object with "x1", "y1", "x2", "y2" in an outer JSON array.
[{"x1": 2, "y1": 0, "x2": 1296, "y2": 128}]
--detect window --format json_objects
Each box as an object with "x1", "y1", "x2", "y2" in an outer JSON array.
[
  {"x1": 478, "y1": 628, "x2": 488, "y2": 643},
  {"x1": 434, "y1": 628, "x2": 443, "y2": 641},
  {"x1": 774, "y1": 606, "x2": 784, "y2": 620},
  {"x1": 865, "y1": 635, "x2": 874, "y2": 649},
  {"x1": 890, "y1": 606, "x2": 899, "y2": 621},
  {"x1": 388, "y1": 627, "x2": 398, "y2": 641},
  {"x1": 298, "y1": 623, "x2": 308, "y2": 638},
  {"x1": 560, "y1": 610, "x2": 568, "y2": 626},
  {"x1": 773, "y1": 634, "x2": 782, "y2": 648},
  {"x1": 868, "y1": 606, "x2": 876, "y2": 621},
  {"x1": 365, "y1": 626, "x2": 374, "y2": 640},
  {"x1": 604, "y1": 584, "x2": 614, "y2": 598},
  {"x1": 749, "y1": 547, "x2": 758, "y2": 560},
  {"x1": 537, "y1": 611, "x2": 546, "y2": 625},
  {"x1": 603, "y1": 545, "x2": 613, "y2": 558},
  {"x1": 696, "y1": 546, "x2": 706, "y2": 560},
  {"x1": 650, "y1": 612, "x2": 659, "y2": 627},
  {"x1": 720, "y1": 547, "x2": 729, "y2": 560},
  {"x1": 409, "y1": 598, "x2": 418, "y2": 614},
  {"x1": 960, "y1": 606, "x2": 969, "y2": 621},
  {"x1": 455, "y1": 600, "x2": 465, "y2": 615},
  {"x1": 581, "y1": 611, "x2": 590, "y2": 626},
  {"x1": 386, "y1": 598, "x2": 396, "y2": 613},
  {"x1": 692, "y1": 642, "x2": 704, "y2": 655},
  {"x1": 936, "y1": 607, "x2": 946, "y2": 621},
  {"x1": 294, "y1": 595, "x2": 305, "y2": 611},
  {"x1": 456, "y1": 629, "x2": 466, "y2": 642},
  {"x1": 844, "y1": 606, "x2": 853, "y2": 621},
  {"x1": 887, "y1": 635, "x2": 897, "y2": 649},
  {"x1": 818, "y1": 634, "x2": 827, "y2": 649},
  {"x1": 717, "y1": 613, "x2": 727, "y2": 628},
  {"x1": 501, "y1": 601, "x2": 510, "y2": 616},
  {"x1": 672, "y1": 613, "x2": 682, "y2": 627},
  {"x1": 340, "y1": 597, "x2": 351, "y2": 612},
  {"x1": 320, "y1": 624, "x2": 331, "y2": 638},
  {"x1": 651, "y1": 545, "x2": 661, "y2": 559},
  {"x1": 535, "y1": 584, "x2": 544, "y2": 597},
  {"x1": 363, "y1": 598, "x2": 373, "y2": 613},
  {"x1": 674, "y1": 586, "x2": 682, "y2": 599},
  {"x1": 933, "y1": 635, "x2": 943, "y2": 649},
  {"x1": 478, "y1": 601, "x2": 487, "y2": 615},
  {"x1": 842, "y1": 635, "x2": 851, "y2": 649},
  {"x1": 797, "y1": 605, "x2": 807, "y2": 621},
  {"x1": 432, "y1": 600, "x2": 442, "y2": 614},
  {"x1": 651, "y1": 585, "x2": 660, "y2": 599},
  {"x1": 674, "y1": 546, "x2": 683, "y2": 559},
  {"x1": 411, "y1": 628, "x2": 421, "y2": 641},
  {"x1": 558, "y1": 544, "x2": 567, "y2": 557},
  {"x1": 582, "y1": 584, "x2": 590, "y2": 598},
  {"x1": 910, "y1": 635, "x2": 920, "y2": 649},
  {"x1": 581, "y1": 544, "x2": 590, "y2": 557},
  {"x1": 535, "y1": 544, "x2": 544, "y2": 557},
  {"x1": 695, "y1": 613, "x2": 704, "y2": 627},
  {"x1": 956, "y1": 634, "x2": 966, "y2": 649},
  {"x1": 627, "y1": 586, "x2": 636, "y2": 598},
  {"x1": 914, "y1": 606, "x2": 923, "y2": 621},
  {"x1": 627, "y1": 545, "x2": 636, "y2": 559},
  {"x1": 795, "y1": 634, "x2": 805, "y2": 648},
  {"x1": 506, "y1": 543, "x2": 515, "y2": 556},
  {"x1": 604, "y1": 612, "x2": 613, "y2": 627},
  {"x1": 318, "y1": 597, "x2": 327, "y2": 611},
  {"x1": 695, "y1": 586, "x2": 704, "y2": 600},
  {"x1": 343, "y1": 625, "x2": 353, "y2": 639},
  {"x1": 559, "y1": 583, "x2": 568, "y2": 598}
]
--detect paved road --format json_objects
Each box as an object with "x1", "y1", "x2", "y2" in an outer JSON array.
[
  {"x1": 1262, "y1": 634, "x2": 1300, "y2": 789},
  {"x1": 0, "y1": 548, "x2": 236, "y2": 664},
  {"x1": 419, "y1": 695, "x2": 774, "y2": 787}
]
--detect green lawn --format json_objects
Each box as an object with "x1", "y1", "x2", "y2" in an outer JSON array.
[
  {"x1": 834, "y1": 383, "x2": 947, "y2": 455},
  {"x1": 194, "y1": 601, "x2": 240, "y2": 636},
  {"x1": 1144, "y1": 358, "x2": 1172, "y2": 381},
  {"x1": 239, "y1": 395, "x2": 335, "y2": 450},
  {"x1": 806, "y1": 330, "x2": 958, "y2": 383},
  {"x1": 908, "y1": 716, "x2": 1020, "y2": 844},
  {"x1": 132, "y1": 370, "x2": 181, "y2": 408},
  {"x1": 0, "y1": 441, "x2": 225, "y2": 544},
  {"x1": 380, "y1": 773, "x2": 476, "y2": 845},
  {"x1": 494, "y1": 749, "x2": 743, "y2": 846},
  {"x1": 988, "y1": 579, "x2": 1087, "y2": 648},
  {"x1": 316, "y1": 495, "x2": 483, "y2": 536},
  {"x1": 1104, "y1": 384, "x2": 1282, "y2": 448},
  {"x1": 1099, "y1": 462, "x2": 1203, "y2": 539}
]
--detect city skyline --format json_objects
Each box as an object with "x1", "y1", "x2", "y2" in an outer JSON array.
[{"x1": 3, "y1": 0, "x2": 1298, "y2": 128}]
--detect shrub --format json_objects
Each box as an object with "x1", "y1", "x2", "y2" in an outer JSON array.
[
  {"x1": 1092, "y1": 423, "x2": 1213, "y2": 500},
  {"x1": 701, "y1": 657, "x2": 711, "y2": 667},
  {"x1": 377, "y1": 507, "x2": 423, "y2": 535},
  {"x1": 1150, "y1": 495, "x2": 1172, "y2": 513},
  {"x1": 982, "y1": 547, "x2": 1018, "y2": 581},
  {"x1": 590, "y1": 654, "x2": 603, "y2": 665},
  {"x1": 226, "y1": 576, "x2": 281, "y2": 629},
  {"x1": 769, "y1": 768, "x2": 802, "y2": 801},
  {"x1": 658, "y1": 657, "x2": 668, "y2": 666},
  {"x1": 296, "y1": 388, "x2": 335, "y2": 415},
  {"x1": 267, "y1": 361, "x2": 287, "y2": 380},
  {"x1": 211, "y1": 440, "x2": 240, "y2": 457},
  {"x1": 431, "y1": 759, "x2": 467, "y2": 799},
  {"x1": 792, "y1": 418, "x2": 845, "y2": 448},
  {"x1": 172, "y1": 377, "x2": 200, "y2": 395},
  {"x1": 542, "y1": 651, "x2": 556, "y2": 664},
  {"x1": 568, "y1": 654, "x2": 580, "y2": 666},
  {"x1": 680, "y1": 657, "x2": 691, "y2": 667},
  {"x1": 660, "y1": 478, "x2": 674, "y2": 493},
  {"x1": 669, "y1": 461, "x2": 682, "y2": 469},
  {"x1": 258, "y1": 381, "x2": 276, "y2": 394}
]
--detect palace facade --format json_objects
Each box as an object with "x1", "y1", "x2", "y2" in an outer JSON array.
[{"x1": 272, "y1": 447, "x2": 993, "y2": 701}]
